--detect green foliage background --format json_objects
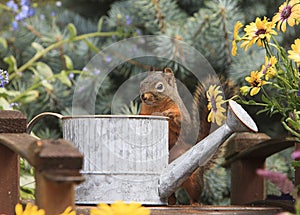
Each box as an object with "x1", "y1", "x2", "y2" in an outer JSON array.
[{"x1": 0, "y1": 0, "x2": 297, "y2": 205}]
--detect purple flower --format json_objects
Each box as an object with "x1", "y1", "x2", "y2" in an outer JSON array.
[
  {"x1": 298, "y1": 82, "x2": 300, "y2": 96},
  {"x1": 292, "y1": 150, "x2": 300, "y2": 160},
  {"x1": 9, "y1": 103, "x2": 19, "y2": 108},
  {"x1": 256, "y1": 169, "x2": 295, "y2": 194},
  {"x1": 126, "y1": 15, "x2": 131, "y2": 26},
  {"x1": 56, "y1": 1, "x2": 62, "y2": 7},
  {"x1": 6, "y1": 0, "x2": 18, "y2": 12},
  {"x1": 12, "y1": 21, "x2": 18, "y2": 30},
  {"x1": 0, "y1": 69, "x2": 9, "y2": 88},
  {"x1": 20, "y1": 0, "x2": 30, "y2": 6},
  {"x1": 94, "y1": 69, "x2": 101, "y2": 75},
  {"x1": 68, "y1": 73, "x2": 75, "y2": 79},
  {"x1": 8, "y1": 0, "x2": 35, "y2": 30},
  {"x1": 105, "y1": 55, "x2": 112, "y2": 63}
]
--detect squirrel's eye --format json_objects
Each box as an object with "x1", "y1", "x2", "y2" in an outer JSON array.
[{"x1": 155, "y1": 82, "x2": 164, "y2": 92}]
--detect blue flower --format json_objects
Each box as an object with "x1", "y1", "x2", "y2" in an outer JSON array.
[
  {"x1": 9, "y1": 103, "x2": 19, "y2": 108},
  {"x1": 6, "y1": 0, "x2": 18, "y2": 12},
  {"x1": 105, "y1": 55, "x2": 112, "y2": 62},
  {"x1": 68, "y1": 73, "x2": 75, "y2": 79},
  {"x1": 0, "y1": 69, "x2": 9, "y2": 88},
  {"x1": 8, "y1": 0, "x2": 35, "y2": 30},
  {"x1": 126, "y1": 15, "x2": 131, "y2": 26}
]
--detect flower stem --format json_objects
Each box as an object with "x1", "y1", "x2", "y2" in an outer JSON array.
[{"x1": 10, "y1": 31, "x2": 121, "y2": 80}]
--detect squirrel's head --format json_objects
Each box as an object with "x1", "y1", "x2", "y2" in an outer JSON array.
[{"x1": 140, "y1": 67, "x2": 177, "y2": 106}]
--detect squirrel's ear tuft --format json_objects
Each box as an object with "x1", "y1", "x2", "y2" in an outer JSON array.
[
  {"x1": 163, "y1": 67, "x2": 174, "y2": 75},
  {"x1": 163, "y1": 67, "x2": 176, "y2": 87}
]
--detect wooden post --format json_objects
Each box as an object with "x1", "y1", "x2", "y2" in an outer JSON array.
[
  {"x1": 29, "y1": 139, "x2": 84, "y2": 215},
  {"x1": 294, "y1": 142, "x2": 300, "y2": 193},
  {"x1": 231, "y1": 158, "x2": 265, "y2": 204},
  {"x1": 223, "y1": 132, "x2": 295, "y2": 205},
  {"x1": 0, "y1": 111, "x2": 26, "y2": 215},
  {"x1": 35, "y1": 171, "x2": 75, "y2": 215}
]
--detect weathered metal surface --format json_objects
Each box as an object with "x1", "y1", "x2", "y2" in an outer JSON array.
[
  {"x1": 0, "y1": 110, "x2": 25, "y2": 215},
  {"x1": 159, "y1": 100, "x2": 258, "y2": 199},
  {"x1": 75, "y1": 205, "x2": 285, "y2": 215},
  {"x1": 61, "y1": 115, "x2": 169, "y2": 204}
]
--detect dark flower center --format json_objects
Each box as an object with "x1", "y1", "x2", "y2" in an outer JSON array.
[
  {"x1": 211, "y1": 95, "x2": 218, "y2": 112},
  {"x1": 281, "y1": 6, "x2": 292, "y2": 19},
  {"x1": 255, "y1": 28, "x2": 266, "y2": 35}
]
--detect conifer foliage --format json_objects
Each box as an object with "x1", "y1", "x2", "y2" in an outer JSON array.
[{"x1": 0, "y1": 0, "x2": 296, "y2": 204}]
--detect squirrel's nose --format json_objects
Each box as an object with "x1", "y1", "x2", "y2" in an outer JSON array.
[{"x1": 141, "y1": 93, "x2": 151, "y2": 102}]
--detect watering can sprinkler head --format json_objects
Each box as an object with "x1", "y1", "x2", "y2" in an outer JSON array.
[
  {"x1": 159, "y1": 100, "x2": 258, "y2": 200},
  {"x1": 226, "y1": 100, "x2": 258, "y2": 133}
]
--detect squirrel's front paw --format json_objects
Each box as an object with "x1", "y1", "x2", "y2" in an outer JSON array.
[{"x1": 162, "y1": 110, "x2": 175, "y2": 119}]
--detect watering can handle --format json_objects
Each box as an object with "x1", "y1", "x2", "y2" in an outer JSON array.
[{"x1": 27, "y1": 112, "x2": 63, "y2": 134}]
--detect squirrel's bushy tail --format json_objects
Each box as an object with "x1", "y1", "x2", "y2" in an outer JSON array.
[{"x1": 192, "y1": 75, "x2": 239, "y2": 169}]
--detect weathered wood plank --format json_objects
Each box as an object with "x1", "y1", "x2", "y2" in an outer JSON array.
[
  {"x1": 75, "y1": 205, "x2": 285, "y2": 215},
  {"x1": 0, "y1": 111, "x2": 26, "y2": 215},
  {"x1": 223, "y1": 136, "x2": 296, "y2": 167},
  {"x1": 0, "y1": 133, "x2": 83, "y2": 172},
  {"x1": 0, "y1": 110, "x2": 27, "y2": 133}
]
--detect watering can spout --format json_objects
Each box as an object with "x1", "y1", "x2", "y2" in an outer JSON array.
[{"x1": 159, "y1": 100, "x2": 258, "y2": 200}]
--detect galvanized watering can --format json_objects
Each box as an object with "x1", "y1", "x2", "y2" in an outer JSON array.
[{"x1": 27, "y1": 100, "x2": 257, "y2": 205}]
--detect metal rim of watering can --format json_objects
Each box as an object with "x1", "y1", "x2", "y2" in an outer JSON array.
[
  {"x1": 27, "y1": 112, "x2": 169, "y2": 134},
  {"x1": 228, "y1": 100, "x2": 258, "y2": 133}
]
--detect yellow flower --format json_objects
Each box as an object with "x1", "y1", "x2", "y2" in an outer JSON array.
[
  {"x1": 231, "y1": 40, "x2": 237, "y2": 56},
  {"x1": 240, "y1": 17, "x2": 277, "y2": 51},
  {"x1": 234, "y1": 21, "x2": 243, "y2": 39},
  {"x1": 231, "y1": 21, "x2": 243, "y2": 56},
  {"x1": 240, "y1": 86, "x2": 251, "y2": 96},
  {"x1": 206, "y1": 85, "x2": 226, "y2": 126},
  {"x1": 90, "y1": 201, "x2": 150, "y2": 215},
  {"x1": 60, "y1": 206, "x2": 76, "y2": 215},
  {"x1": 245, "y1": 71, "x2": 267, "y2": 96},
  {"x1": 261, "y1": 56, "x2": 277, "y2": 80},
  {"x1": 288, "y1": 38, "x2": 300, "y2": 63},
  {"x1": 15, "y1": 203, "x2": 45, "y2": 215},
  {"x1": 272, "y1": 0, "x2": 300, "y2": 32}
]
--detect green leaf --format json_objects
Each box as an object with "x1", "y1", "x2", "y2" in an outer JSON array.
[
  {"x1": 19, "y1": 90, "x2": 39, "y2": 103},
  {"x1": 0, "y1": 37, "x2": 7, "y2": 51},
  {"x1": 97, "y1": 16, "x2": 104, "y2": 32},
  {"x1": 31, "y1": 42, "x2": 45, "y2": 53},
  {"x1": 4, "y1": 55, "x2": 17, "y2": 73},
  {"x1": 35, "y1": 62, "x2": 54, "y2": 80},
  {"x1": 41, "y1": 80, "x2": 53, "y2": 91},
  {"x1": 57, "y1": 70, "x2": 72, "y2": 87},
  {"x1": 0, "y1": 97, "x2": 11, "y2": 110},
  {"x1": 63, "y1": 55, "x2": 73, "y2": 70},
  {"x1": 67, "y1": 23, "x2": 77, "y2": 39},
  {"x1": 0, "y1": 88, "x2": 20, "y2": 98},
  {"x1": 292, "y1": 161, "x2": 300, "y2": 168}
]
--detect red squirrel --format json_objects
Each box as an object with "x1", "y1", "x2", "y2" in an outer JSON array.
[{"x1": 139, "y1": 67, "x2": 211, "y2": 204}]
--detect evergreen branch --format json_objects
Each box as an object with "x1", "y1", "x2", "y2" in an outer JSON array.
[
  {"x1": 220, "y1": 7, "x2": 231, "y2": 67},
  {"x1": 25, "y1": 23, "x2": 43, "y2": 38},
  {"x1": 191, "y1": 16, "x2": 209, "y2": 42},
  {"x1": 152, "y1": 0, "x2": 166, "y2": 34}
]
